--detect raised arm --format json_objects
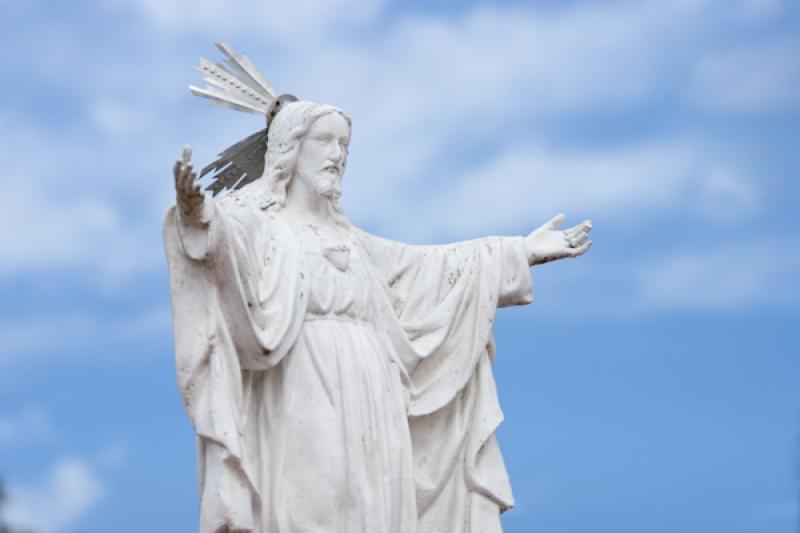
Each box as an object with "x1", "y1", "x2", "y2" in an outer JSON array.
[
  {"x1": 173, "y1": 145, "x2": 207, "y2": 225},
  {"x1": 170, "y1": 145, "x2": 225, "y2": 261}
]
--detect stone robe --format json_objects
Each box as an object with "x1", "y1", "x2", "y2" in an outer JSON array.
[{"x1": 163, "y1": 187, "x2": 533, "y2": 533}]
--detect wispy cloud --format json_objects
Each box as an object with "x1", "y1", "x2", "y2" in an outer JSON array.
[
  {"x1": 0, "y1": 305, "x2": 171, "y2": 364},
  {"x1": 687, "y1": 37, "x2": 800, "y2": 113},
  {"x1": 0, "y1": 180, "x2": 120, "y2": 276},
  {"x1": 107, "y1": 0, "x2": 386, "y2": 40},
  {"x1": 634, "y1": 239, "x2": 800, "y2": 311},
  {"x1": 4, "y1": 457, "x2": 105, "y2": 533},
  {"x1": 389, "y1": 138, "x2": 759, "y2": 240},
  {"x1": 1, "y1": 0, "x2": 794, "y2": 314}
]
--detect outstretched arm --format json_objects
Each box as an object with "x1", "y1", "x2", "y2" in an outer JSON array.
[{"x1": 524, "y1": 213, "x2": 592, "y2": 266}]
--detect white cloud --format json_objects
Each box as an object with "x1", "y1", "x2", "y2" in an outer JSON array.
[
  {"x1": 695, "y1": 170, "x2": 759, "y2": 222},
  {"x1": 378, "y1": 138, "x2": 759, "y2": 241},
  {"x1": 0, "y1": 181, "x2": 119, "y2": 274},
  {"x1": 737, "y1": 0, "x2": 791, "y2": 22},
  {"x1": 89, "y1": 99, "x2": 161, "y2": 138},
  {"x1": 104, "y1": 0, "x2": 743, "y2": 131},
  {"x1": 0, "y1": 305, "x2": 172, "y2": 364},
  {"x1": 4, "y1": 457, "x2": 105, "y2": 533},
  {"x1": 0, "y1": 116, "x2": 168, "y2": 283},
  {"x1": 437, "y1": 141, "x2": 694, "y2": 234},
  {"x1": 0, "y1": 0, "x2": 791, "y2": 317},
  {"x1": 0, "y1": 178, "x2": 167, "y2": 285},
  {"x1": 687, "y1": 38, "x2": 800, "y2": 112},
  {"x1": 108, "y1": 0, "x2": 386, "y2": 41},
  {"x1": 635, "y1": 240, "x2": 800, "y2": 311},
  {"x1": 305, "y1": 2, "x2": 677, "y2": 126},
  {"x1": 521, "y1": 236, "x2": 798, "y2": 317},
  {"x1": 98, "y1": 442, "x2": 129, "y2": 469},
  {"x1": 230, "y1": 0, "x2": 772, "y2": 237}
]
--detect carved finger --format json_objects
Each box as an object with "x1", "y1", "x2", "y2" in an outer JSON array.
[
  {"x1": 566, "y1": 220, "x2": 592, "y2": 238},
  {"x1": 189, "y1": 172, "x2": 200, "y2": 194},
  {"x1": 547, "y1": 213, "x2": 566, "y2": 230},
  {"x1": 177, "y1": 171, "x2": 189, "y2": 194},
  {"x1": 181, "y1": 144, "x2": 192, "y2": 166},
  {"x1": 571, "y1": 232, "x2": 589, "y2": 247},
  {"x1": 569, "y1": 240, "x2": 592, "y2": 257},
  {"x1": 180, "y1": 163, "x2": 194, "y2": 191},
  {"x1": 173, "y1": 159, "x2": 183, "y2": 181},
  {"x1": 565, "y1": 225, "x2": 582, "y2": 238}
]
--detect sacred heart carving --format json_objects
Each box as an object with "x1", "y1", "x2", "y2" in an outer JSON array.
[{"x1": 323, "y1": 244, "x2": 350, "y2": 272}]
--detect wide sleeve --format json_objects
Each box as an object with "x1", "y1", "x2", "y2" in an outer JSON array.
[
  {"x1": 355, "y1": 229, "x2": 534, "y2": 532},
  {"x1": 163, "y1": 200, "x2": 308, "y2": 533},
  {"x1": 359, "y1": 231, "x2": 532, "y2": 312},
  {"x1": 356, "y1": 230, "x2": 533, "y2": 412}
]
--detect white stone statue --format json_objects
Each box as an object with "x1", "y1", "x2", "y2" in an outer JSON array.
[{"x1": 164, "y1": 45, "x2": 591, "y2": 533}]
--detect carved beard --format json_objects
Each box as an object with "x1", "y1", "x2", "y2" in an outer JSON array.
[{"x1": 308, "y1": 169, "x2": 342, "y2": 200}]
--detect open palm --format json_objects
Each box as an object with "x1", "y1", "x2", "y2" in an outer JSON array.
[{"x1": 524, "y1": 213, "x2": 592, "y2": 266}]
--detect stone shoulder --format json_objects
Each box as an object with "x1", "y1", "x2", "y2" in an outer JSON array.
[{"x1": 215, "y1": 187, "x2": 274, "y2": 225}]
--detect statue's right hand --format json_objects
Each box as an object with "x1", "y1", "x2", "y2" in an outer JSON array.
[{"x1": 173, "y1": 144, "x2": 205, "y2": 219}]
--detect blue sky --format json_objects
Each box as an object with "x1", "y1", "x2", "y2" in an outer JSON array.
[{"x1": 1, "y1": 0, "x2": 798, "y2": 531}]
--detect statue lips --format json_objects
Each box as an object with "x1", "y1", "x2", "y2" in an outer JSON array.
[{"x1": 323, "y1": 244, "x2": 350, "y2": 271}]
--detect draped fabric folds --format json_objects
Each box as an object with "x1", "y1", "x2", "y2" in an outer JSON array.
[{"x1": 163, "y1": 190, "x2": 533, "y2": 533}]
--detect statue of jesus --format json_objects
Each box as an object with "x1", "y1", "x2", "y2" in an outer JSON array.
[{"x1": 164, "y1": 46, "x2": 591, "y2": 533}]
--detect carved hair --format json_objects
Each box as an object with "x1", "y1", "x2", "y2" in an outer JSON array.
[{"x1": 259, "y1": 100, "x2": 352, "y2": 212}]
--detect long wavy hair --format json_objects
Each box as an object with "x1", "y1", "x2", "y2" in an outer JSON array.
[{"x1": 258, "y1": 100, "x2": 352, "y2": 215}]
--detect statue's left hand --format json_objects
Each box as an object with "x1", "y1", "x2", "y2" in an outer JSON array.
[{"x1": 524, "y1": 214, "x2": 592, "y2": 266}]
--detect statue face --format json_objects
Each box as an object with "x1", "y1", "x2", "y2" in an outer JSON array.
[{"x1": 295, "y1": 112, "x2": 350, "y2": 200}]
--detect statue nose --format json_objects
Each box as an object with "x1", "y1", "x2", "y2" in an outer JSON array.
[{"x1": 330, "y1": 143, "x2": 343, "y2": 161}]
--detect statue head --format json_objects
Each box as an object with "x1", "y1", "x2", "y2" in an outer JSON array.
[{"x1": 260, "y1": 100, "x2": 352, "y2": 211}]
